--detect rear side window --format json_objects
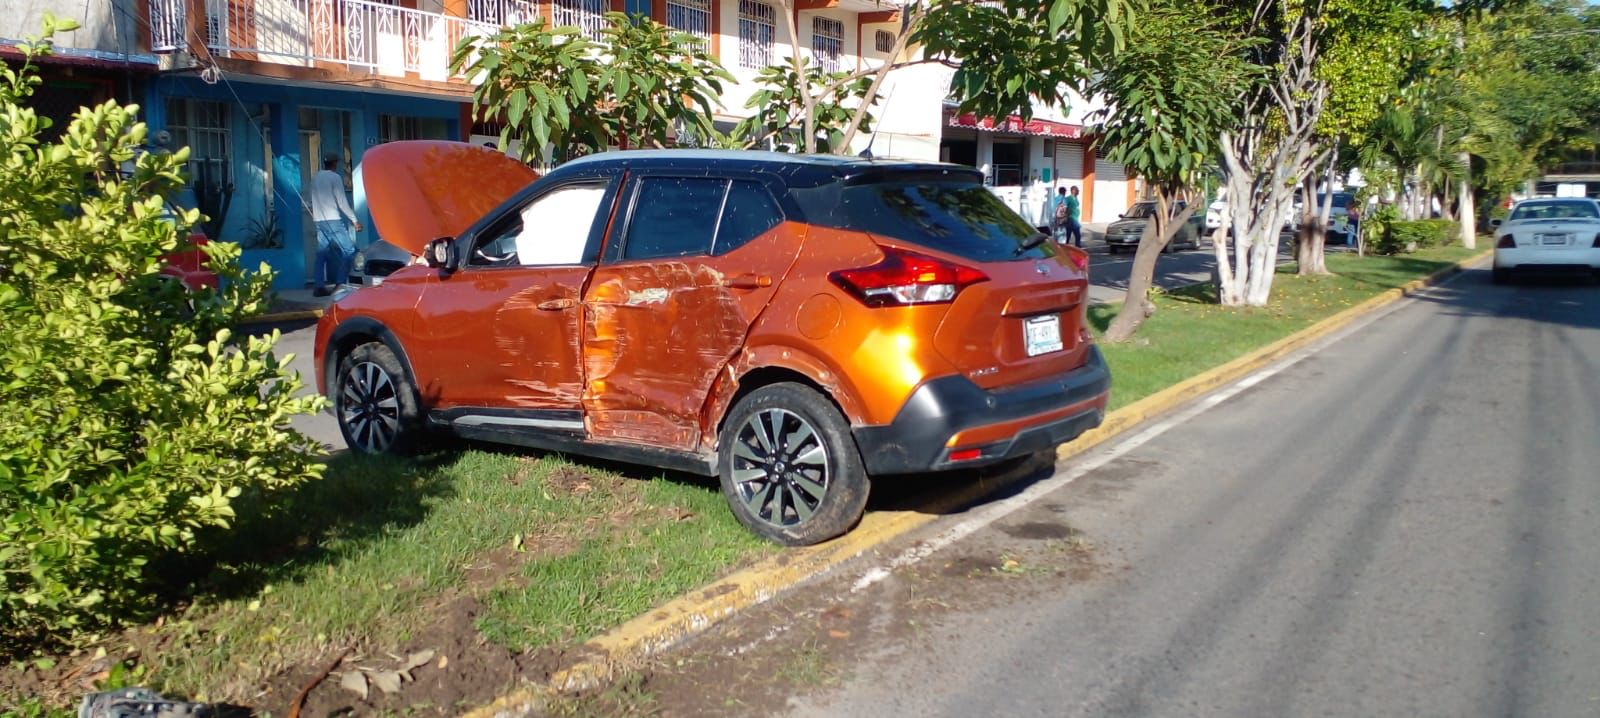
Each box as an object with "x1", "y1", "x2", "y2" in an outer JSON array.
[
  {"x1": 799, "y1": 179, "x2": 1049, "y2": 261},
  {"x1": 624, "y1": 177, "x2": 725, "y2": 260},
  {"x1": 714, "y1": 181, "x2": 783, "y2": 255}
]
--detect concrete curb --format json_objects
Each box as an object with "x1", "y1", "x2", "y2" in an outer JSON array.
[
  {"x1": 243, "y1": 308, "x2": 323, "y2": 325},
  {"x1": 462, "y1": 249, "x2": 1491, "y2": 718}
]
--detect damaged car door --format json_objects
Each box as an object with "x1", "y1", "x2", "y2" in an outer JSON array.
[
  {"x1": 581, "y1": 174, "x2": 799, "y2": 451},
  {"x1": 409, "y1": 172, "x2": 621, "y2": 425}
]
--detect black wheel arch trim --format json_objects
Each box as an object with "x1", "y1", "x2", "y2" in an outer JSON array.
[{"x1": 324, "y1": 316, "x2": 422, "y2": 404}]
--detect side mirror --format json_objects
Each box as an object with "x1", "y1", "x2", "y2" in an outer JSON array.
[
  {"x1": 423, "y1": 237, "x2": 461, "y2": 273},
  {"x1": 1489, "y1": 218, "x2": 1502, "y2": 228},
  {"x1": 1117, "y1": 214, "x2": 1125, "y2": 219}
]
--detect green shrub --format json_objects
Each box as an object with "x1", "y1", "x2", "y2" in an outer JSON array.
[
  {"x1": 1368, "y1": 213, "x2": 1457, "y2": 255},
  {"x1": 0, "y1": 20, "x2": 324, "y2": 651}
]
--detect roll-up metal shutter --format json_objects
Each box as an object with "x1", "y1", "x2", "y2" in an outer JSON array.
[
  {"x1": 1054, "y1": 141, "x2": 1085, "y2": 181},
  {"x1": 1097, "y1": 159, "x2": 1128, "y2": 182}
]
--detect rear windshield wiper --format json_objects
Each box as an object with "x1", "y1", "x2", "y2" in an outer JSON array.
[{"x1": 1015, "y1": 234, "x2": 1048, "y2": 256}]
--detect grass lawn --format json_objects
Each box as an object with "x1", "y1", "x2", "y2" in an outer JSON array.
[
  {"x1": 1094, "y1": 246, "x2": 1482, "y2": 412},
  {"x1": 2, "y1": 246, "x2": 1480, "y2": 715}
]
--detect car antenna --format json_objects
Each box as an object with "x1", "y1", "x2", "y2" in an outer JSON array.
[{"x1": 857, "y1": 84, "x2": 896, "y2": 160}]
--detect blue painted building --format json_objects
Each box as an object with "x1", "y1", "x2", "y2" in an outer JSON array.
[{"x1": 144, "y1": 75, "x2": 463, "y2": 288}]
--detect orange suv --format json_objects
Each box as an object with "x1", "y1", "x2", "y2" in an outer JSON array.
[{"x1": 315, "y1": 141, "x2": 1110, "y2": 545}]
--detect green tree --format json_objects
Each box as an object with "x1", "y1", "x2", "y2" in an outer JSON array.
[
  {"x1": 0, "y1": 19, "x2": 323, "y2": 649},
  {"x1": 1090, "y1": 0, "x2": 1261, "y2": 341},
  {"x1": 1295, "y1": 0, "x2": 1423, "y2": 273},
  {"x1": 451, "y1": 13, "x2": 730, "y2": 163},
  {"x1": 741, "y1": 0, "x2": 1135, "y2": 155}
]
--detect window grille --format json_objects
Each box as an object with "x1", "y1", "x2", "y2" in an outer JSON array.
[
  {"x1": 875, "y1": 29, "x2": 894, "y2": 54},
  {"x1": 812, "y1": 16, "x2": 844, "y2": 73},
  {"x1": 738, "y1": 0, "x2": 776, "y2": 69},
  {"x1": 667, "y1": 0, "x2": 712, "y2": 45}
]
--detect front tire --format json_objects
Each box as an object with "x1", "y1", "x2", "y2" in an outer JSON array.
[
  {"x1": 334, "y1": 342, "x2": 425, "y2": 454},
  {"x1": 717, "y1": 383, "x2": 869, "y2": 546}
]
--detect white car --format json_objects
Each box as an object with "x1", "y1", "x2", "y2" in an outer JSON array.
[{"x1": 1491, "y1": 198, "x2": 1600, "y2": 284}]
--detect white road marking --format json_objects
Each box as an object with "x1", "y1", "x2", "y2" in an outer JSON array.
[{"x1": 849, "y1": 265, "x2": 1475, "y2": 594}]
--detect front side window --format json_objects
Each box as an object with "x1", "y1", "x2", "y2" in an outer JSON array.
[
  {"x1": 811, "y1": 17, "x2": 844, "y2": 73},
  {"x1": 1124, "y1": 202, "x2": 1156, "y2": 219},
  {"x1": 623, "y1": 177, "x2": 726, "y2": 260},
  {"x1": 472, "y1": 183, "x2": 609, "y2": 267},
  {"x1": 738, "y1": 0, "x2": 776, "y2": 69},
  {"x1": 666, "y1": 0, "x2": 712, "y2": 45}
]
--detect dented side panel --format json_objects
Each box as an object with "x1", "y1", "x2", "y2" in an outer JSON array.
[
  {"x1": 699, "y1": 226, "x2": 962, "y2": 451},
  {"x1": 407, "y1": 266, "x2": 592, "y2": 411},
  {"x1": 581, "y1": 222, "x2": 807, "y2": 450}
]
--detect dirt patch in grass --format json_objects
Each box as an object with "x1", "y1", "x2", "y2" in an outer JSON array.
[{"x1": 1, "y1": 451, "x2": 773, "y2": 716}]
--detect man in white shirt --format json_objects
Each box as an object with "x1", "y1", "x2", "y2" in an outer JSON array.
[{"x1": 310, "y1": 154, "x2": 361, "y2": 296}]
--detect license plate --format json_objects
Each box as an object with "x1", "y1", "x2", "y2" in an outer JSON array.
[
  {"x1": 1538, "y1": 233, "x2": 1569, "y2": 245},
  {"x1": 1024, "y1": 315, "x2": 1064, "y2": 357}
]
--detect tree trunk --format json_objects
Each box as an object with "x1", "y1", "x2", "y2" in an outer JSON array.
[
  {"x1": 1295, "y1": 156, "x2": 1334, "y2": 276},
  {"x1": 1105, "y1": 190, "x2": 1195, "y2": 343},
  {"x1": 778, "y1": 1, "x2": 816, "y2": 153},
  {"x1": 1457, "y1": 150, "x2": 1476, "y2": 248}
]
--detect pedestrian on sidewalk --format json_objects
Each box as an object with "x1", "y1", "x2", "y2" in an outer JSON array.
[
  {"x1": 310, "y1": 154, "x2": 361, "y2": 297},
  {"x1": 1045, "y1": 186, "x2": 1070, "y2": 244},
  {"x1": 1062, "y1": 185, "x2": 1083, "y2": 248}
]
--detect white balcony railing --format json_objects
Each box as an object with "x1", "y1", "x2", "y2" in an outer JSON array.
[{"x1": 150, "y1": 0, "x2": 530, "y2": 81}]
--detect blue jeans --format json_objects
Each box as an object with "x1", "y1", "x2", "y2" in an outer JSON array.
[
  {"x1": 315, "y1": 219, "x2": 355, "y2": 288},
  {"x1": 1063, "y1": 219, "x2": 1083, "y2": 247}
]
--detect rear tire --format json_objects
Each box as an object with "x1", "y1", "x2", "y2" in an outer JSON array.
[
  {"x1": 334, "y1": 342, "x2": 426, "y2": 454},
  {"x1": 717, "y1": 383, "x2": 869, "y2": 546},
  {"x1": 1492, "y1": 268, "x2": 1510, "y2": 285}
]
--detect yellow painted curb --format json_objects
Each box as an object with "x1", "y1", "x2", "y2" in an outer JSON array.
[
  {"x1": 463, "y1": 249, "x2": 1490, "y2": 717},
  {"x1": 243, "y1": 308, "x2": 323, "y2": 325}
]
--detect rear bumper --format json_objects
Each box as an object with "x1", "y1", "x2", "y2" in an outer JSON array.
[
  {"x1": 1494, "y1": 247, "x2": 1600, "y2": 270},
  {"x1": 853, "y1": 346, "x2": 1112, "y2": 475}
]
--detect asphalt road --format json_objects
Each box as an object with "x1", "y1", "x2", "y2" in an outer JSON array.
[{"x1": 632, "y1": 267, "x2": 1600, "y2": 718}]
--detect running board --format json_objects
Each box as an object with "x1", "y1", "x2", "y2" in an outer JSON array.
[{"x1": 449, "y1": 423, "x2": 717, "y2": 476}]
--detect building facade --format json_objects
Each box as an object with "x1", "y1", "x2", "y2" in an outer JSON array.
[{"x1": 5, "y1": 0, "x2": 1129, "y2": 288}]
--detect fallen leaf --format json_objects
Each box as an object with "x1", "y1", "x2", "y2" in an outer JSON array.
[
  {"x1": 437, "y1": 655, "x2": 449, "y2": 670},
  {"x1": 404, "y1": 649, "x2": 435, "y2": 671},
  {"x1": 370, "y1": 669, "x2": 404, "y2": 695},
  {"x1": 828, "y1": 629, "x2": 850, "y2": 639},
  {"x1": 339, "y1": 670, "x2": 368, "y2": 700}
]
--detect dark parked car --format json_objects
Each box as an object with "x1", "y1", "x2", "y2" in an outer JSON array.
[{"x1": 1103, "y1": 200, "x2": 1204, "y2": 254}]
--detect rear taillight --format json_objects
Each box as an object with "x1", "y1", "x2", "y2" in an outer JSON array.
[
  {"x1": 829, "y1": 246, "x2": 989, "y2": 307},
  {"x1": 1592, "y1": 233, "x2": 1600, "y2": 248},
  {"x1": 1497, "y1": 234, "x2": 1517, "y2": 249},
  {"x1": 1062, "y1": 245, "x2": 1089, "y2": 272}
]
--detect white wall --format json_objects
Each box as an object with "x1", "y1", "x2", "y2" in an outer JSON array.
[{"x1": 2, "y1": 0, "x2": 142, "y2": 55}]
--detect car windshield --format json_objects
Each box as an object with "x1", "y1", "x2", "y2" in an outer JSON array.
[
  {"x1": 796, "y1": 178, "x2": 1051, "y2": 261},
  {"x1": 1316, "y1": 194, "x2": 1354, "y2": 209},
  {"x1": 1510, "y1": 201, "x2": 1599, "y2": 221},
  {"x1": 1123, "y1": 203, "x2": 1157, "y2": 219}
]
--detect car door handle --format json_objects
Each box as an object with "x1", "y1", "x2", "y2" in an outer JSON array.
[
  {"x1": 721, "y1": 274, "x2": 772, "y2": 290},
  {"x1": 537, "y1": 298, "x2": 576, "y2": 311}
]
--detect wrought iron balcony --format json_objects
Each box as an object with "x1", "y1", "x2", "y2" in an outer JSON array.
[{"x1": 147, "y1": 0, "x2": 539, "y2": 80}]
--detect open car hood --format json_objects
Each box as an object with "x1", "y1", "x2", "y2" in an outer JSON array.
[{"x1": 359, "y1": 140, "x2": 539, "y2": 255}]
